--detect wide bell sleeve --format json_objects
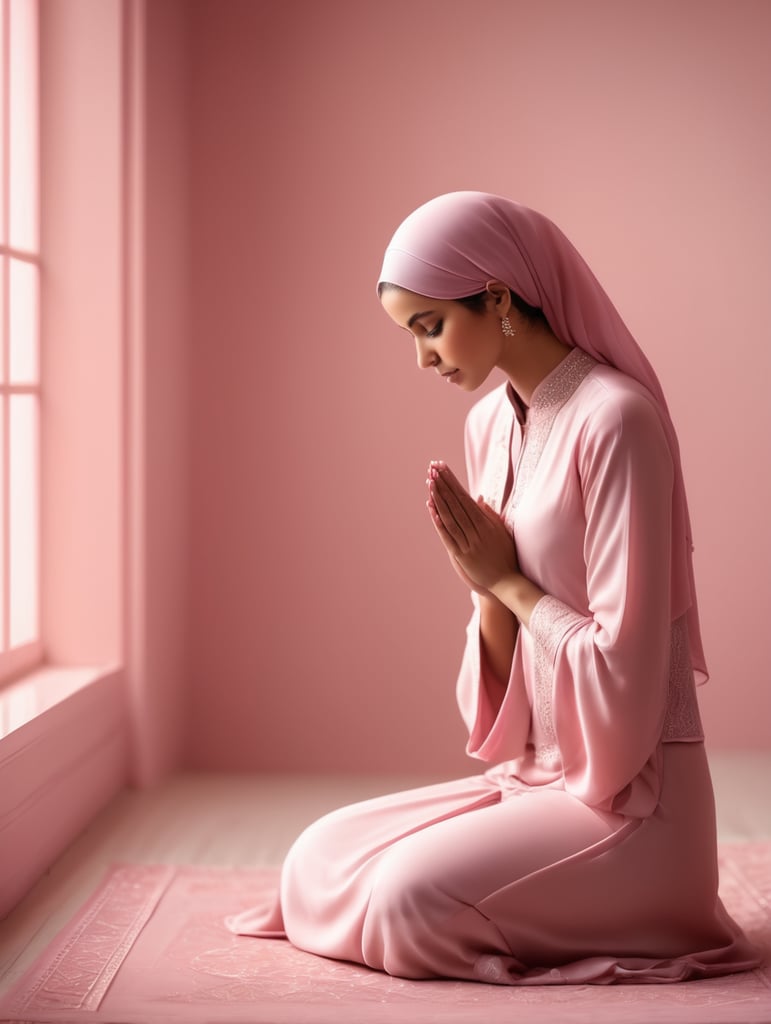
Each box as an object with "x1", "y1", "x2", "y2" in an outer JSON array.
[
  {"x1": 455, "y1": 396, "x2": 530, "y2": 764},
  {"x1": 527, "y1": 388, "x2": 675, "y2": 816},
  {"x1": 456, "y1": 592, "x2": 531, "y2": 761}
]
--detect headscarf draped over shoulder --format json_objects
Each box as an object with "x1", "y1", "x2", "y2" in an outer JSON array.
[{"x1": 378, "y1": 191, "x2": 705, "y2": 681}]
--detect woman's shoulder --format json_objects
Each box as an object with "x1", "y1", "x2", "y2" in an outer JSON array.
[
  {"x1": 463, "y1": 361, "x2": 669, "y2": 449},
  {"x1": 581, "y1": 362, "x2": 663, "y2": 418},
  {"x1": 576, "y1": 363, "x2": 671, "y2": 452}
]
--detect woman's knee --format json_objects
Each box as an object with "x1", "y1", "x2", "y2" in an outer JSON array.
[
  {"x1": 363, "y1": 844, "x2": 501, "y2": 979},
  {"x1": 284, "y1": 807, "x2": 342, "y2": 875},
  {"x1": 369, "y1": 851, "x2": 435, "y2": 924},
  {"x1": 363, "y1": 845, "x2": 453, "y2": 956}
]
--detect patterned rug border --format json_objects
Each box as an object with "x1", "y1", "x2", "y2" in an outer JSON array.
[
  {"x1": 5, "y1": 865, "x2": 177, "y2": 1014},
  {"x1": 1, "y1": 843, "x2": 769, "y2": 1023}
]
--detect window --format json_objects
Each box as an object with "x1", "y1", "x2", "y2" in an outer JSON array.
[{"x1": 0, "y1": 0, "x2": 40, "y2": 684}]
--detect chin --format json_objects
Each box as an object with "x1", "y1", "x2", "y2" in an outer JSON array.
[{"x1": 460, "y1": 370, "x2": 489, "y2": 393}]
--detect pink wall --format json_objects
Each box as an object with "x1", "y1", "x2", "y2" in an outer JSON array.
[{"x1": 187, "y1": 0, "x2": 771, "y2": 773}]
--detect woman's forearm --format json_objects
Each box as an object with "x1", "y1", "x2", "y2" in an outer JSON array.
[
  {"x1": 489, "y1": 573, "x2": 545, "y2": 632},
  {"x1": 479, "y1": 593, "x2": 518, "y2": 688}
]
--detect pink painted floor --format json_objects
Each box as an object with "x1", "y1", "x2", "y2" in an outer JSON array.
[{"x1": 1, "y1": 844, "x2": 769, "y2": 1024}]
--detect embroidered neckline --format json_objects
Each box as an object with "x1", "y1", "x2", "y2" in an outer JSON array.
[
  {"x1": 505, "y1": 347, "x2": 595, "y2": 417},
  {"x1": 508, "y1": 348, "x2": 596, "y2": 513},
  {"x1": 530, "y1": 347, "x2": 596, "y2": 414}
]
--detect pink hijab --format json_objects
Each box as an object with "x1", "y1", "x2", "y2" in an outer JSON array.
[{"x1": 378, "y1": 191, "x2": 706, "y2": 681}]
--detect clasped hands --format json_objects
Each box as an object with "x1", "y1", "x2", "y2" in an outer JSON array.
[{"x1": 426, "y1": 460, "x2": 520, "y2": 597}]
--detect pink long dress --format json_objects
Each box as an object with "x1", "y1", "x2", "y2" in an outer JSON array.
[{"x1": 228, "y1": 350, "x2": 761, "y2": 985}]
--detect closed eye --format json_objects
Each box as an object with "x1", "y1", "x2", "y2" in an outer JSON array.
[{"x1": 425, "y1": 320, "x2": 443, "y2": 339}]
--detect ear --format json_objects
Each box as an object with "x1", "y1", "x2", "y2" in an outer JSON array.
[{"x1": 484, "y1": 280, "x2": 512, "y2": 316}]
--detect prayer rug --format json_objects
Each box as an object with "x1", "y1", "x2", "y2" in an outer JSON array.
[{"x1": 1, "y1": 844, "x2": 769, "y2": 1024}]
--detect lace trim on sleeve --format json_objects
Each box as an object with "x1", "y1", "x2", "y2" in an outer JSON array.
[
  {"x1": 529, "y1": 596, "x2": 585, "y2": 767},
  {"x1": 530, "y1": 600, "x2": 703, "y2": 767},
  {"x1": 662, "y1": 614, "x2": 704, "y2": 741}
]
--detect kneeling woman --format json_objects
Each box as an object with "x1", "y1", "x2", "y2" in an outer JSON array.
[{"x1": 228, "y1": 192, "x2": 761, "y2": 985}]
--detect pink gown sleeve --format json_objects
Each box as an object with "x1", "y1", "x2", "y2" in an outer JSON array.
[
  {"x1": 530, "y1": 389, "x2": 675, "y2": 815},
  {"x1": 455, "y1": 591, "x2": 531, "y2": 760},
  {"x1": 458, "y1": 385, "x2": 677, "y2": 817}
]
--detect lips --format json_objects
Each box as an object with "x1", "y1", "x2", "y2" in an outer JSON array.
[{"x1": 442, "y1": 369, "x2": 459, "y2": 383}]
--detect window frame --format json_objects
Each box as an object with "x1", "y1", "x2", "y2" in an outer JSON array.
[{"x1": 0, "y1": 0, "x2": 42, "y2": 686}]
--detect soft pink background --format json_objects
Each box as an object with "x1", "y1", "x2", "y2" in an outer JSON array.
[
  {"x1": 179, "y1": 0, "x2": 771, "y2": 774},
  {"x1": 4, "y1": 0, "x2": 769, "y2": 925},
  {"x1": 177, "y1": 0, "x2": 771, "y2": 774},
  {"x1": 11, "y1": 0, "x2": 766, "y2": 926},
  {"x1": 33, "y1": 0, "x2": 771, "y2": 786}
]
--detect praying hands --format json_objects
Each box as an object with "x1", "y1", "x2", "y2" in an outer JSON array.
[{"x1": 426, "y1": 461, "x2": 519, "y2": 595}]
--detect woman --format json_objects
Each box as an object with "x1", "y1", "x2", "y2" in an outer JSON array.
[{"x1": 229, "y1": 192, "x2": 761, "y2": 985}]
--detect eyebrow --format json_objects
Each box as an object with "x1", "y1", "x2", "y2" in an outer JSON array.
[{"x1": 407, "y1": 310, "x2": 435, "y2": 329}]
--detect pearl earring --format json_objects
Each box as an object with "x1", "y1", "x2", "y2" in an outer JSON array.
[{"x1": 501, "y1": 316, "x2": 516, "y2": 338}]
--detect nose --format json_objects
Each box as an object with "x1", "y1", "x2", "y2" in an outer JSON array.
[{"x1": 415, "y1": 336, "x2": 437, "y2": 370}]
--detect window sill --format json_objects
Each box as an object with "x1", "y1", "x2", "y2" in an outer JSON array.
[
  {"x1": 0, "y1": 663, "x2": 128, "y2": 918},
  {"x1": 0, "y1": 664, "x2": 122, "y2": 746}
]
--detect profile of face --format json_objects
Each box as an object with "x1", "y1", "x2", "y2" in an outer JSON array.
[{"x1": 379, "y1": 284, "x2": 511, "y2": 393}]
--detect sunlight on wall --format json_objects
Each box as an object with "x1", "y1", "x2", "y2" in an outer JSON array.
[
  {"x1": 9, "y1": 260, "x2": 38, "y2": 381},
  {"x1": 0, "y1": 0, "x2": 40, "y2": 675},
  {"x1": 9, "y1": 396, "x2": 37, "y2": 646},
  {"x1": 9, "y1": 0, "x2": 39, "y2": 251}
]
